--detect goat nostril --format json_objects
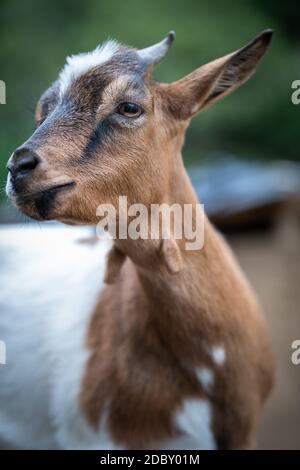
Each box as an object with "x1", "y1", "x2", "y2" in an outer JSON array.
[
  {"x1": 10, "y1": 150, "x2": 40, "y2": 176},
  {"x1": 17, "y1": 154, "x2": 39, "y2": 172}
]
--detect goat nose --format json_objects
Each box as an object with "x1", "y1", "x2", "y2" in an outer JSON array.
[{"x1": 7, "y1": 148, "x2": 40, "y2": 177}]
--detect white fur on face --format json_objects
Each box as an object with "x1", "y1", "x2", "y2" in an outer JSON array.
[{"x1": 58, "y1": 40, "x2": 120, "y2": 96}]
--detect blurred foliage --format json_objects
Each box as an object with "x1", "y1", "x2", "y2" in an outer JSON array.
[{"x1": 0, "y1": 0, "x2": 300, "y2": 196}]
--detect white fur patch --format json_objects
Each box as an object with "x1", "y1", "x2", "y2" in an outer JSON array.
[
  {"x1": 59, "y1": 40, "x2": 120, "y2": 96},
  {"x1": 211, "y1": 346, "x2": 226, "y2": 366},
  {"x1": 0, "y1": 224, "x2": 115, "y2": 449},
  {"x1": 164, "y1": 399, "x2": 216, "y2": 450},
  {"x1": 195, "y1": 367, "x2": 214, "y2": 392}
]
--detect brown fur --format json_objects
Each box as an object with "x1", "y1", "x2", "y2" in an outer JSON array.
[{"x1": 8, "y1": 30, "x2": 275, "y2": 449}]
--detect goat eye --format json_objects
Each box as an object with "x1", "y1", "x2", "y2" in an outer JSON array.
[{"x1": 116, "y1": 102, "x2": 142, "y2": 118}]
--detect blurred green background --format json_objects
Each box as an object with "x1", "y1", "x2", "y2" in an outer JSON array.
[{"x1": 0, "y1": 0, "x2": 300, "y2": 198}]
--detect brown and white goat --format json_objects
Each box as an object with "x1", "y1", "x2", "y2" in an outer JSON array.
[{"x1": 1, "y1": 30, "x2": 274, "y2": 449}]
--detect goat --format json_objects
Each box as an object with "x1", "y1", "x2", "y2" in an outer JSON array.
[{"x1": 0, "y1": 30, "x2": 274, "y2": 450}]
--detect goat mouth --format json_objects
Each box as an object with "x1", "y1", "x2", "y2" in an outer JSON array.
[
  {"x1": 15, "y1": 182, "x2": 76, "y2": 219},
  {"x1": 15, "y1": 182, "x2": 75, "y2": 203}
]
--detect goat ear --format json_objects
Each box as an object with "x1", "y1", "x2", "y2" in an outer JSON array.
[{"x1": 165, "y1": 30, "x2": 273, "y2": 119}]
